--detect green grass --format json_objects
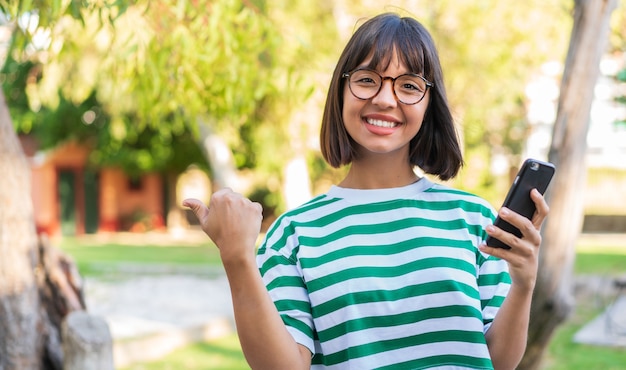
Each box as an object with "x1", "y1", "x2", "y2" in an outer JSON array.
[
  {"x1": 574, "y1": 244, "x2": 626, "y2": 276},
  {"x1": 543, "y1": 303, "x2": 626, "y2": 370},
  {"x1": 59, "y1": 237, "x2": 223, "y2": 276},
  {"x1": 543, "y1": 242, "x2": 626, "y2": 369},
  {"x1": 119, "y1": 333, "x2": 248, "y2": 370}
]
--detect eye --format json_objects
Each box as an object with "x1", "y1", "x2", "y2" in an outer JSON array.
[
  {"x1": 350, "y1": 70, "x2": 380, "y2": 86},
  {"x1": 402, "y1": 82, "x2": 422, "y2": 91},
  {"x1": 356, "y1": 76, "x2": 376, "y2": 84},
  {"x1": 397, "y1": 76, "x2": 426, "y2": 94}
]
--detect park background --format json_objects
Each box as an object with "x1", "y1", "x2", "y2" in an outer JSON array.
[{"x1": 1, "y1": 0, "x2": 626, "y2": 369}]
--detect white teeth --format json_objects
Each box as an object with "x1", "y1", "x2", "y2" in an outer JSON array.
[{"x1": 366, "y1": 118, "x2": 397, "y2": 128}]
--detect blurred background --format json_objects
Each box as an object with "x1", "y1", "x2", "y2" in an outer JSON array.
[{"x1": 1, "y1": 1, "x2": 626, "y2": 369}]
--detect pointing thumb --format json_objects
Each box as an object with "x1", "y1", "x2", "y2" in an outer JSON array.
[{"x1": 182, "y1": 198, "x2": 210, "y2": 224}]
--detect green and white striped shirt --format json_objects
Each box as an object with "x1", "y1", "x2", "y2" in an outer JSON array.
[{"x1": 257, "y1": 178, "x2": 510, "y2": 369}]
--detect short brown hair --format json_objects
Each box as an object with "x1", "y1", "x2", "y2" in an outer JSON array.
[{"x1": 320, "y1": 13, "x2": 463, "y2": 180}]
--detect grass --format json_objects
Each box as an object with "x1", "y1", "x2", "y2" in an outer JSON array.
[
  {"x1": 542, "y1": 299, "x2": 626, "y2": 370},
  {"x1": 574, "y1": 243, "x2": 626, "y2": 276},
  {"x1": 542, "y1": 242, "x2": 626, "y2": 369},
  {"x1": 59, "y1": 235, "x2": 626, "y2": 369},
  {"x1": 120, "y1": 334, "x2": 248, "y2": 370},
  {"x1": 59, "y1": 236, "x2": 223, "y2": 276}
]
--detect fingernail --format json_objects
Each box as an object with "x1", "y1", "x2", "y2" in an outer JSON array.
[
  {"x1": 500, "y1": 208, "x2": 510, "y2": 216},
  {"x1": 486, "y1": 225, "x2": 495, "y2": 233}
]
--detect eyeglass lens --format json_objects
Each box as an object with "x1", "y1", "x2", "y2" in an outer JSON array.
[{"x1": 347, "y1": 69, "x2": 429, "y2": 105}]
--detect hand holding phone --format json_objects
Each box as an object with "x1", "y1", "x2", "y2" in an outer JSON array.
[{"x1": 486, "y1": 159, "x2": 555, "y2": 249}]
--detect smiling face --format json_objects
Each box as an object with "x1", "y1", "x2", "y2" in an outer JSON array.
[
  {"x1": 321, "y1": 14, "x2": 462, "y2": 180},
  {"x1": 342, "y1": 51, "x2": 429, "y2": 163}
]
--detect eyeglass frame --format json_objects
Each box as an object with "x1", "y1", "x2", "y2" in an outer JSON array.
[{"x1": 341, "y1": 68, "x2": 434, "y2": 105}]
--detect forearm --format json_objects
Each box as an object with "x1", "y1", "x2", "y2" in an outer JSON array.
[
  {"x1": 485, "y1": 284, "x2": 533, "y2": 370},
  {"x1": 223, "y1": 257, "x2": 311, "y2": 370}
]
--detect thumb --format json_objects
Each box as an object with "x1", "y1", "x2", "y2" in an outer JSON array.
[{"x1": 182, "y1": 198, "x2": 210, "y2": 223}]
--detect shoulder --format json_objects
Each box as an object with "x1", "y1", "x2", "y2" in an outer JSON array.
[
  {"x1": 422, "y1": 181, "x2": 496, "y2": 218},
  {"x1": 259, "y1": 192, "x2": 341, "y2": 253}
]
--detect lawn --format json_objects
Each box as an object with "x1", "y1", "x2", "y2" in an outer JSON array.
[
  {"x1": 120, "y1": 334, "x2": 248, "y2": 370},
  {"x1": 59, "y1": 236, "x2": 223, "y2": 276},
  {"x1": 59, "y1": 235, "x2": 626, "y2": 370}
]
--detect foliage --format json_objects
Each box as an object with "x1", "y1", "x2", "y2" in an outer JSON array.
[
  {"x1": 423, "y1": 0, "x2": 572, "y2": 199},
  {"x1": 0, "y1": 0, "x2": 595, "y2": 205},
  {"x1": 2, "y1": 0, "x2": 340, "y2": 212},
  {"x1": 1, "y1": 55, "x2": 208, "y2": 176},
  {"x1": 6, "y1": 0, "x2": 276, "y2": 129},
  {"x1": 2, "y1": 0, "x2": 287, "y2": 184}
]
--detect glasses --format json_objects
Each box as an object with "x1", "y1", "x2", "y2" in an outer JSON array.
[{"x1": 342, "y1": 68, "x2": 433, "y2": 105}]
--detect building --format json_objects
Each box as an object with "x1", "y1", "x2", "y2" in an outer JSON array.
[{"x1": 20, "y1": 135, "x2": 166, "y2": 237}]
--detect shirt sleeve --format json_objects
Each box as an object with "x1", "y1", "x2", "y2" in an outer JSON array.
[
  {"x1": 477, "y1": 253, "x2": 511, "y2": 333},
  {"x1": 476, "y1": 204, "x2": 511, "y2": 333},
  {"x1": 256, "y1": 217, "x2": 316, "y2": 354}
]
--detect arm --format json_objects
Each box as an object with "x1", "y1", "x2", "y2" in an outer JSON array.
[
  {"x1": 184, "y1": 189, "x2": 311, "y2": 370},
  {"x1": 478, "y1": 189, "x2": 549, "y2": 370}
]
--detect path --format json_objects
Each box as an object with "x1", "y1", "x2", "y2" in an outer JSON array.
[{"x1": 84, "y1": 273, "x2": 235, "y2": 368}]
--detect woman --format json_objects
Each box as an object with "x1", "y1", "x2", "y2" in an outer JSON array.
[{"x1": 185, "y1": 13, "x2": 548, "y2": 370}]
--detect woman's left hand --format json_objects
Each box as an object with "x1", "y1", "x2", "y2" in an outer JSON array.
[{"x1": 479, "y1": 188, "x2": 550, "y2": 291}]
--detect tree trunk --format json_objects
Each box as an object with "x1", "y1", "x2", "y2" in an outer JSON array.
[
  {"x1": 0, "y1": 90, "x2": 90, "y2": 369},
  {"x1": 37, "y1": 234, "x2": 87, "y2": 369},
  {"x1": 197, "y1": 121, "x2": 244, "y2": 192},
  {"x1": 165, "y1": 171, "x2": 188, "y2": 232},
  {"x1": 520, "y1": 1, "x2": 617, "y2": 369},
  {"x1": 0, "y1": 89, "x2": 45, "y2": 369}
]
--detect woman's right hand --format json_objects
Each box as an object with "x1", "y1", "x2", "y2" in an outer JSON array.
[{"x1": 183, "y1": 188, "x2": 263, "y2": 264}]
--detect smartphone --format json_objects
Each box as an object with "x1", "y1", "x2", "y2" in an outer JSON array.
[{"x1": 486, "y1": 158, "x2": 556, "y2": 249}]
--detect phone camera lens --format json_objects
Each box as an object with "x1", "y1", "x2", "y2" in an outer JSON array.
[{"x1": 530, "y1": 162, "x2": 539, "y2": 171}]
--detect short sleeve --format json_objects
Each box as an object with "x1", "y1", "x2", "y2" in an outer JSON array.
[
  {"x1": 477, "y1": 252, "x2": 511, "y2": 333},
  {"x1": 257, "y1": 218, "x2": 316, "y2": 354}
]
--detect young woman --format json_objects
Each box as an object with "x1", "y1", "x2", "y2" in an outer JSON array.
[{"x1": 184, "y1": 13, "x2": 548, "y2": 370}]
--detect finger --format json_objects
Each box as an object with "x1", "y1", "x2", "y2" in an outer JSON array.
[
  {"x1": 479, "y1": 241, "x2": 509, "y2": 260},
  {"x1": 483, "y1": 224, "x2": 534, "y2": 262},
  {"x1": 530, "y1": 188, "x2": 549, "y2": 228},
  {"x1": 480, "y1": 230, "x2": 504, "y2": 255},
  {"x1": 485, "y1": 223, "x2": 521, "y2": 251},
  {"x1": 182, "y1": 198, "x2": 210, "y2": 222},
  {"x1": 253, "y1": 201, "x2": 264, "y2": 214},
  {"x1": 497, "y1": 207, "x2": 541, "y2": 246}
]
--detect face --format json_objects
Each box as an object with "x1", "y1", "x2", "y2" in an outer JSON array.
[{"x1": 342, "y1": 51, "x2": 429, "y2": 163}]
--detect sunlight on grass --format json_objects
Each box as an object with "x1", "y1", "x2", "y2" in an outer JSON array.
[
  {"x1": 542, "y1": 303, "x2": 626, "y2": 370},
  {"x1": 58, "y1": 236, "x2": 224, "y2": 276},
  {"x1": 120, "y1": 333, "x2": 248, "y2": 370},
  {"x1": 542, "y1": 237, "x2": 626, "y2": 369},
  {"x1": 574, "y1": 239, "x2": 626, "y2": 276},
  {"x1": 576, "y1": 244, "x2": 626, "y2": 255}
]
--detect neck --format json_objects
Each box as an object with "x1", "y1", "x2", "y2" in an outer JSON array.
[{"x1": 339, "y1": 158, "x2": 420, "y2": 189}]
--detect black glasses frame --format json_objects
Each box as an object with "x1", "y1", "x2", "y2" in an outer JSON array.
[{"x1": 342, "y1": 68, "x2": 434, "y2": 105}]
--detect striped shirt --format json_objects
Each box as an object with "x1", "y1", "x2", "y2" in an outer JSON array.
[{"x1": 257, "y1": 178, "x2": 510, "y2": 369}]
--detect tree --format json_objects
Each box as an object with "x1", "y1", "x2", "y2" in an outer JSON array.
[
  {"x1": 0, "y1": 2, "x2": 105, "y2": 366},
  {"x1": 0, "y1": 0, "x2": 281, "y2": 366},
  {"x1": 520, "y1": 1, "x2": 618, "y2": 369},
  {"x1": 9, "y1": 1, "x2": 280, "y2": 186},
  {"x1": 0, "y1": 89, "x2": 44, "y2": 370}
]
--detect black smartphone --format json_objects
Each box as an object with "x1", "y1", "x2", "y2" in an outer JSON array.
[{"x1": 486, "y1": 158, "x2": 556, "y2": 249}]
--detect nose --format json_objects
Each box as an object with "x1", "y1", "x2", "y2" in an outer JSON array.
[{"x1": 371, "y1": 79, "x2": 397, "y2": 108}]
